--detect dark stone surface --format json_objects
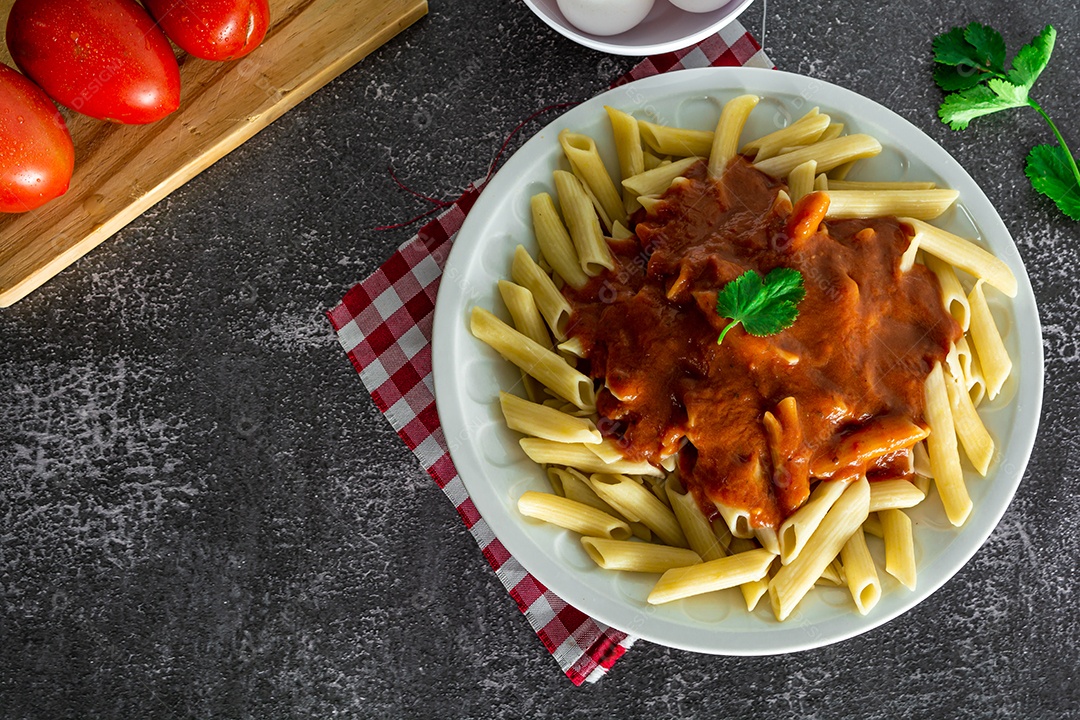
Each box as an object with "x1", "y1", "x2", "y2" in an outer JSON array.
[{"x1": 1, "y1": 1, "x2": 1078, "y2": 717}]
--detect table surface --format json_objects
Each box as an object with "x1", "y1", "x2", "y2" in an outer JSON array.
[{"x1": 2, "y1": 1, "x2": 1078, "y2": 717}]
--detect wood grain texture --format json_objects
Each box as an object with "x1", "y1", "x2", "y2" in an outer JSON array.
[{"x1": 0, "y1": 0, "x2": 427, "y2": 306}]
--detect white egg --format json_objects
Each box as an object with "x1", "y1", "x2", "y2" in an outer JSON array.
[
  {"x1": 667, "y1": 0, "x2": 731, "y2": 12},
  {"x1": 555, "y1": 0, "x2": 656, "y2": 36}
]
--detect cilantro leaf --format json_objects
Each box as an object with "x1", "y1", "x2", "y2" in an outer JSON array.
[
  {"x1": 963, "y1": 23, "x2": 1008, "y2": 74},
  {"x1": 987, "y1": 78, "x2": 1029, "y2": 105},
  {"x1": 933, "y1": 64, "x2": 985, "y2": 92},
  {"x1": 1008, "y1": 25, "x2": 1055, "y2": 89},
  {"x1": 939, "y1": 85, "x2": 1022, "y2": 130},
  {"x1": 933, "y1": 26, "x2": 982, "y2": 67},
  {"x1": 932, "y1": 22, "x2": 1079, "y2": 221},
  {"x1": 1026, "y1": 144, "x2": 1080, "y2": 221},
  {"x1": 933, "y1": 23, "x2": 1006, "y2": 74},
  {"x1": 715, "y1": 268, "x2": 805, "y2": 345}
]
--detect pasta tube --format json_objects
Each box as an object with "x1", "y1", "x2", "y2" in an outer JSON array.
[
  {"x1": 553, "y1": 170, "x2": 615, "y2": 275},
  {"x1": 581, "y1": 537, "x2": 701, "y2": 573},
  {"x1": 709, "y1": 94, "x2": 760, "y2": 175},
  {"x1": 648, "y1": 549, "x2": 776, "y2": 605},
  {"x1": 768, "y1": 477, "x2": 870, "y2": 621},
  {"x1": 470, "y1": 307, "x2": 594, "y2": 409},
  {"x1": 499, "y1": 392, "x2": 601, "y2": 444},
  {"x1": 518, "y1": 492, "x2": 632, "y2": 540},
  {"x1": 530, "y1": 193, "x2": 590, "y2": 290},
  {"x1": 754, "y1": 134, "x2": 882, "y2": 178},
  {"x1": 559, "y1": 129, "x2": 628, "y2": 229}
]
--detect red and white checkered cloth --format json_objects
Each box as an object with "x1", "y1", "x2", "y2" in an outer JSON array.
[{"x1": 328, "y1": 20, "x2": 772, "y2": 685}]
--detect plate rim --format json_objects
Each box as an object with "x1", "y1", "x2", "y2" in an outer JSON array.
[{"x1": 431, "y1": 66, "x2": 1045, "y2": 655}]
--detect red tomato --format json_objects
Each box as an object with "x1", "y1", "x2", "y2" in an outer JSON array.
[
  {"x1": 0, "y1": 63, "x2": 75, "y2": 213},
  {"x1": 6, "y1": 0, "x2": 181, "y2": 124},
  {"x1": 144, "y1": 0, "x2": 271, "y2": 61}
]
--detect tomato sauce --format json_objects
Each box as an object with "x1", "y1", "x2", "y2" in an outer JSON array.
[{"x1": 562, "y1": 159, "x2": 961, "y2": 528}]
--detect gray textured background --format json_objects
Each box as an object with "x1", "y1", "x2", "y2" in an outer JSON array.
[{"x1": 2, "y1": 1, "x2": 1078, "y2": 717}]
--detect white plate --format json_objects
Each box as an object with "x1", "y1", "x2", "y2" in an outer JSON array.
[
  {"x1": 522, "y1": 0, "x2": 756, "y2": 56},
  {"x1": 431, "y1": 67, "x2": 1043, "y2": 655}
]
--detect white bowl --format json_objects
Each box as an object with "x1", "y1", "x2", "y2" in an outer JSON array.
[
  {"x1": 431, "y1": 67, "x2": 1044, "y2": 655},
  {"x1": 522, "y1": 0, "x2": 757, "y2": 55}
]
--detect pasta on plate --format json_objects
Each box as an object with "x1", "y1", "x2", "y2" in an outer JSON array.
[{"x1": 468, "y1": 94, "x2": 1017, "y2": 623}]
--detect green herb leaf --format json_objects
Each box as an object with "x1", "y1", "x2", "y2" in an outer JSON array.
[
  {"x1": 933, "y1": 26, "x2": 983, "y2": 68},
  {"x1": 715, "y1": 267, "x2": 805, "y2": 345},
  {"x1": 987, "y1": 78, "x2": 1030, "y2": 105},
  {"x1": 933, "y1": 64, "x2": 985, "y2": 91},
  {"x1": 938, "y1": 85, "x2": 1021, "y2": 130},
  {"x1": 1026, "y1": 144, "x2": 1080, "y2": 221},
  {"x1": 932, "y1": 22, "x2": 1078, "y2": 221},
  {"x1": 933, "y1": 23, "x2": 1006, "y2": 74},
  {"x1": 1008, "y1": 25, "x2": 1055, "y2": 89},
  {"x1": 963, "y1": 23, "x2": 1008, "y2": 74}
]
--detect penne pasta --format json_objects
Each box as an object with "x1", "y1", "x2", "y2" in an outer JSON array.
[
  {"x1": 840, "y1": 527, "x2": 881, "y2": 614},
  {"x1": 817, "y1": 559, "x2": 845, "y2": 586},
  {"x1": 778, "y1": 479, "x2": 848, "y2": 564},
  {"x1": 638, "y1": 119, "x2": 714, "y2": 158},
  {"x1": 754, "y1": 134, "x2": 883, "y2": 178},
  {"x1": 824, "y1": 189, "x2": 959, "y2": 220},
  {"x1": 581, "y1": 537, "x2": 701, "y2": 573},
  {"x1": 867, "y1": 479, "x2": 926, "y2": 513},
  {"x1": 768, "y1": 477, "x2": 870, "y2": 621},
  {"x1": 924, "y1": 254, "x2": 971, "y2": 331},
  {"x1": 902, "y1": 218, "x2": 1017, "y2": 298},
  {"x1": 530, "y1": 193, "x2": 590, "y2": 290},
  {"x1": 589, "y1": 473, "x2": 688, "y2": 547},
  {"x1": 740, "y1": 576, "x2": 771, "y2": 611},
  {"x1": 880, "y1": 508, "x2": 917, "y2": 590},
  {"x1": 499, "y1": 391, "x2": 602, "y2": 444},
  {"x1": 648, "y1": 548, "x2": 776, "y2": 605},
  {"x1": 518, "y1": 491, "x2": 632, "y2": 540},
  {"x1": 511, "y1": 245, "x2": 573, "y2": 340},
  {"x1": 604, "y1": 105, "x2": 646, "y2": 213},
  {"x1": 586, "y1": 438, "x2": 630, "y2": 464},
  {"x1": 923, "y1": 362, "x2": 972, "y2": 526},
  {"x1": 497, "y1": 280, "x2": 549, "y2": 347},
  {"x1": 548, "y1": 467, "x2": 624, "y2": 517},
  {"x1": 787, "y1": 159, "x2": 817, "y2": 204},
  {"x1": 816, "y1": 120, "x2": 844, "y2": 142},
  {"x1": 967, "y1": 279, "x2": 1012, "y2": 401},
  {"x1": 944, "y1": 363, "x2": 995, "y2": 476},
  {"x1": 709, "y1": 94, "x2": 760, "y2": 175},
  {"x1": 957, "y1": 335, "x2": 987, "y2": 408},
  {"x1": 559, "y1": 129, "x2": 628, "y2": 229},
  {"x1": 828, "y1": 179, "x2": 937, "y2": 191},
  {"x1": 714, "y1": 501, "x2": 754, "y2": 539},
  {"x1": 862, "y1": 512, "x2": 883, "y2": 539},
  {"x1": 469, "y1": 96, "x2": 1019, "y2": 627},
  {"x1": 743, "y1": 108, "x2": 828, "y2": 160},
  {"x1": 520, "y1": 438, "x2": 661, "y2": 477},
  {"x1": 622, "y1": 156, "x2": 702, "y2": 198},
  {"x1": 470, "y1": 307, "x2": 594, "y2": 409},
  {"x1": 666, "y1": 475, "x2": 726, "y2": 561},
  {"x1": 553, "y1": 170, "x2": 615, "y2": 276},
  {"x1": 828, "y1": 160, "x2": 856, "y2": 180}
]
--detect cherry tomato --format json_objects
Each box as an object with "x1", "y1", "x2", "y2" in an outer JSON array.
[
  {"x1": 144, "y1": 0, "x2": 271, "y2": 61},
  {"x1": 0, "y1": 63, "x2": 75, "y2": 213},
  {"x1": 6, "y1": 0, "x2": 181, "y2": 124}
]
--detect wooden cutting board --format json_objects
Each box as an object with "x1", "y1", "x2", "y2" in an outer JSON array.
[{"x1": 0, "y1": 0, "x2": 427, "y2": 307}]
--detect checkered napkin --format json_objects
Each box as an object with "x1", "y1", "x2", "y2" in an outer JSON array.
[{"x1": 328, "y1": 20, "x2": 772, "y2": 685}]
